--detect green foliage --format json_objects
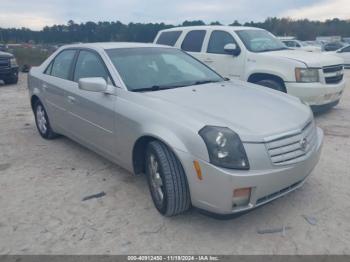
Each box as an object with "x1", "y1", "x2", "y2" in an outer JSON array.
[
  {"x1": 10, "y1": 46, "x2": 51, "y2": 66},
  {"x1": 0, "y1": 18, "x2": 350, "y2": 44}
]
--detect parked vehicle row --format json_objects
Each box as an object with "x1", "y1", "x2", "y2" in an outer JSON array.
[
  {"x1": 28, "y1": 41, "x2": 324, "y2": 217},
  {"x1": 328, "y1": 45, "x2": 350, "y2": 68},
  {"x1": 155, "y1": 26, "x2": 345, "y2": 111},
  {"x1": 280, "y1": 39, "x2": 322, "y2": 52}
]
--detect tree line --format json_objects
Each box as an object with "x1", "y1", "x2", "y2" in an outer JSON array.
[{"x1": 1, "y1": 17, "x2": 350, "y2": 44}]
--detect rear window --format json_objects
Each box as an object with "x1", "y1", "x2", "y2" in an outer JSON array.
[
  {"x1": 156, "y1": 31, "x2": 182, "y2": 46},
  {"x1": 342, "y1": 46, "x2": 350, "y2": 52},
  {"x1": 181, "y1": 30, "x2": 206, "y2": 52}
]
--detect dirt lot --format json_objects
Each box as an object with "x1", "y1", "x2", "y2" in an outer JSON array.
[{"x1": 0, "y1": 73, "x2": 349, "y2": 255}]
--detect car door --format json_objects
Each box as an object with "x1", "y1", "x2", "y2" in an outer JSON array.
[
  {"x1": 66, "y1": 49, "x2": 117, "y2": 157},
  {"x1": 202, "y1": 30, "x2": 245, "y2": 79},
  {"x1": 41, "y1": 49, "x2": 77, "y2": 130},
  {"x1": 180, "y1": 30, "x2": 208, "y2": 65}
]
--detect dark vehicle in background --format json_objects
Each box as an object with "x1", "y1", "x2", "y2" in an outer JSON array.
[
  {"x1": 0, "y1": 44, "x2": 7, "y2": 52},
  {"x1": 0, "y1": 51, "x2": 19, "y2": 85},
  {"x1": 323, "y1": 42, "x2": 346, "y2": 51}
]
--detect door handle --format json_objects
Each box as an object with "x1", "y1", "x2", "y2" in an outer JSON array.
[
  {"x1": 42, "y1": 83, "x2": 48, "y2": 89},
  {"x1": 67, "y1": 95, "x2": 76, "y2": 103}
]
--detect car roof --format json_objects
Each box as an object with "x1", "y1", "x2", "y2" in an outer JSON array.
[
  {"x1": 61, "y1": 42, "x2": 169, "y2": 50},
  {"x1": 158, "y1": 25, "x2": 262, "y2": 33}
]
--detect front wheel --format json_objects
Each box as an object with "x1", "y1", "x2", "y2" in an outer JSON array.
[
  {"x1": 256, "y1": 79, "x2": 286, "y2": 93},
  {"x1": 34, "y1": 100, "x2": 58, "y2": 139},
  {"x1": 145, "y1": 141, "x2": 191, "y2": 216}
]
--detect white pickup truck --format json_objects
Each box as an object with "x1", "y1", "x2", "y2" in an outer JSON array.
[{"x1": 154, "y1": 26, "x2": 345, "y2": 110}]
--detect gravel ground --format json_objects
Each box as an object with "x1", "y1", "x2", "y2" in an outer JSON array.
[{"x1": 0, "y1": 73, "x2": 349, "y2": 255}]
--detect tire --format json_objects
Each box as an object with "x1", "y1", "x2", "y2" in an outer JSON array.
[
  {"x1": 256, "y1": 79, "x2": 286, "y2": 93},
  {"x1": 34, "y1": 100, "x2": 58, "y2": 139},
  {"x1": 145, "y1": 141, "x2": 191, "y2": 216},
  {"x1": 4, "y1": 75, "x2": 18, "y2": 85}
]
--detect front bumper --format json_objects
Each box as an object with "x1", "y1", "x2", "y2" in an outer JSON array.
[
  {"x1": 175, "y1": 128, "x2": 323, "y2": 215},
  {"x1": 285, "y1": 80, "x2": 345, "y2": 106},
  {"x1": 0, "y1": 66, "x2": 19, "y2": 79}
]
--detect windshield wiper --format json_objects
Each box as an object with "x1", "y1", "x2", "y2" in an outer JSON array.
[
  {"x1": 131, "y1": 84, "x2": 185, "y2": 92},
  {"x1": 259, "y1": 47, "x2": 288, "y2": 52},
  {"x1": 131, "y1": 80, "x2": 222, "y2": 92},
  {"x1": 193, "y1": 79, "x2": 221, "y2": 86}
]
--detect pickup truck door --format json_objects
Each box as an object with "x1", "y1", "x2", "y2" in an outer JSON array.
[
  {"x1": 180, "y1": 30, "x2": 209, "y2": 70},
  {"x1": 65, "y1": 50, "x2": 117, "y2": 158},
  {"x1": 201, "y1": 30, "x2": 245, "y2": 80}
]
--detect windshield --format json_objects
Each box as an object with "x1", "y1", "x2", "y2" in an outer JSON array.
[
  {"x1": 106, "y1": 47, "x2": 224, "y2": 91},
  {"x1": 236, "y1": 29, "x2": 288, "y2": 53}
]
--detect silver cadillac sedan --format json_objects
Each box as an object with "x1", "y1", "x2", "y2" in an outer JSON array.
[{"x1": 28, "y1": 42, "x2": 323, "y2": 216}]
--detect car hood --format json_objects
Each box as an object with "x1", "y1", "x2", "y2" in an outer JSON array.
[
  {"x1": 264, "y1": 49, "x2": 343, "y2": 67},
  {"x1": 0, "y1": 51, "x2": 13, "y2": 58},
  {"x1": 143, "y1": 80, "x2": 312, "y2": 142}
]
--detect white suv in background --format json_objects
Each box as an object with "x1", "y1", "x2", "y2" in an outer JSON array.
[
  {"x1": 280, "y1": 39, "x2": 322, "y2": 52},
  {"x1": 328, "y1": 45, "x2": 350, "y2": 69},
  {"x1": 154, "y1": 26, "x2": 345, "y2": 111}
]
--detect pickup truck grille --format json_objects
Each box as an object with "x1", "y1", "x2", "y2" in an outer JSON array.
[
  {"x1": 265, "y1": 121, "x2": 317, "y2": 165},
  {"x1": 323, "y1": 65, "x2": 344, "y2": 84},
  {"x1": 0, "y1": 58, "x2": 9, "y2": 68}
]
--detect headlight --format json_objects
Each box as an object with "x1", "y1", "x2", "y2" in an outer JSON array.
[
  {"x1": 295, "y1": 68, "x2": 319, "y2": 82},
  {"x1": 199, "y1": 126, "x2": 249, "y2": 170},
  {"x1": 10, "y1": 58, "x2": 17, "y2": 67}
]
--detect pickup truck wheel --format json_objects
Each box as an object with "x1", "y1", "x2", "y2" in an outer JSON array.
[
  {"x1": 145, "y1": 141, "x2": 191, "y2": 216},
  {"x1": 34, "y1": 100, "x2": 58, "y2": 139},
  {"x1": 256, "y1": 79, "x2": 286, "y2": 93}
]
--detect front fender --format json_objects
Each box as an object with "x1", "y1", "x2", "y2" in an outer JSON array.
[
  {"x1": 138, "y1": 123, "x2": 209, "y2": 162},
  {"x1": 245, "y1": 53, "x2": 305, "y2": 82}
]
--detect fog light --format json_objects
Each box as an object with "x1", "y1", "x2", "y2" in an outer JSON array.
[{"x1": 233, "y1": 187, "x2": 251, "y2": 207}]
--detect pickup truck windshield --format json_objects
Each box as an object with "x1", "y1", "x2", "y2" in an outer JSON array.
[
  {"x1": 236, "y1": 29, "x2": 288, "y2": 53},
  {"x1": 106, "y1": 47, "x2": 224, "y2": 92}
]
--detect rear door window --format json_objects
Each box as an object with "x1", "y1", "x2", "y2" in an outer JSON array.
[
  {"x1": 181, "y1": 30, "x2": 206, "y2": 52},
  {"x1": 156, "y1": 31, "x2": 182, "y2": 46},
  {"x1": 50, "y1": 50, "x2": 76, "y2": 80},
  {"x1": 283, "y1": 41, "x2": 295, "y2": 47}
]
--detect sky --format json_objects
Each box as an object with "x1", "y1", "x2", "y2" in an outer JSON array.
[{"x1": 0, "y1": 0, "x2": 349, "y2": 30}]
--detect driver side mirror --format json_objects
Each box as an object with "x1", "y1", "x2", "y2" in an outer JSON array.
[
  {"x1": 224, "y1": 43, "x2": 240, "y2": 56},
  {"x1": 78, "y1": 77, "x2": 113, "y2": 94}
]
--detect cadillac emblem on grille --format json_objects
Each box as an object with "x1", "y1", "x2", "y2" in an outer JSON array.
[{"x1": 300, "y1": 138, "x2": 308, "y2": 151}]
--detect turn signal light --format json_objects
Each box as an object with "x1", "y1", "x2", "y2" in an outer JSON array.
[{"x1": 193, "y1": 160, "x2": 203, "y2": 180}]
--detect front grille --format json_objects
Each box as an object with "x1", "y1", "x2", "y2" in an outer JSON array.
[
  {"x1": 256, "y1": 180, "x2": 303, "y2": 205},
  {"x1": 325, "y1": 74, "x2": 343, "y2": 84},
  {"x1": 0, "y1": 58, "x2": 9, "y2": 68},
  {"x1": 265, "y1": 121, "x2": 317, "y2": 165},
  {"x1": 323, "y1": 65, "x2": 344, "y2": 84},
  {"x1": 323, "y1": 65, "x2": 343, "y2": 73}
]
